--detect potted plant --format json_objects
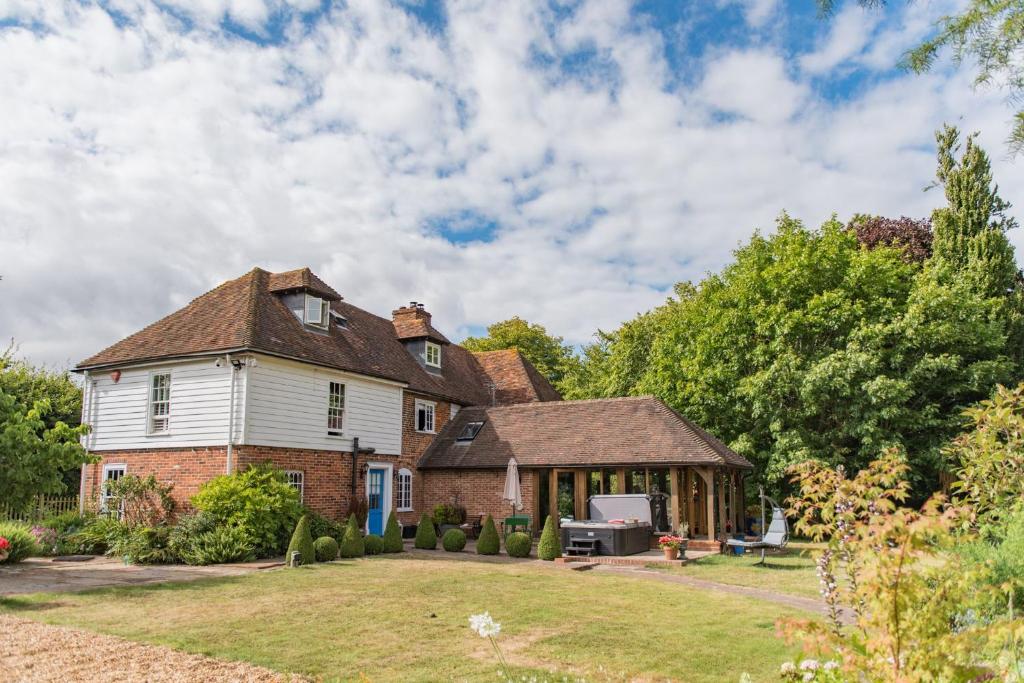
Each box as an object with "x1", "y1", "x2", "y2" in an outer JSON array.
[
  {"x1": 658, "y1": 534, "x2": 685, "y2": 560},
  {"x1": 433, "y1": 503, "x2": 467, "y2": 538},
  {"x1": 677, "y1": 523, "x2": 689, "y2": 556}
]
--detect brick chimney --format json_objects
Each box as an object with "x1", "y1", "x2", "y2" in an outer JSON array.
[{"x1": 392, "y1": 301, "x2": 432, "y2": 327}]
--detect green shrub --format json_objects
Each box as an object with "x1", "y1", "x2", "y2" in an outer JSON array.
[
  {"x1": 339, "y1": 514, "x2": 365, "y2": 558},
  {"x1": 170, "y1": 513, "x2": 254, "y2": 566},
  {"x1": 41, "y1": 511, "x2": 95, "y2": 555},
  {"x1": 106, "y1": 474, "x2": 175, "y2": 527},
  {"x1": 538, "y1": 515, "x2": 560, "y2": 561},
  {"x1": 108, "y1": 525, "x2": 175, "y2": 564},
  {"x1": 505, "y1": 531, "x2": 532, "y2": 558},
  {"x1": 442, "y1": 528, "x2": 467, "y2": 552},
  {"x1": 67, "y1": 516, "x2": 121, "y2": 555},
  {"x1": 382, "y1": 513, "x2": 403, "y2": 553},
  {"x1": 286, "y1": 514, "x2": 316, "y2": 566},
  {"x1": 314, "y1": 535, "x2": 339, "y2": 562},
  {"x1": 307, "y1": 511, "x2": 344, "y2": 544},
  {"x1": 364, "y1": 534, "x2": 384, "y2": 555},
  {"x1": 433, "y1": 503, "x2": 467, "y2": 525},
  {"x1": 0, "y1": 521, "x2": 38, "y2": 563},
  {"x1": 179, "y1": 526, "x2": 255, "y2": 566},
  {"x1": 192, "y1": 463, "x2": 302, "y2": 558},
  {"x1": 414, "y1": 514, "x2": 437, "y2": 550},
  {"x1": 476, "y1": 515, "x2": 499, "y2": 555},
  {"x1": 346, "y1": 498, "x2": 369, "y2": 530}
]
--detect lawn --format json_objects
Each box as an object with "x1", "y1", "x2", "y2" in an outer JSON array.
[
  {"x1": 658, "y1": 541, "x2": 823, "y2": 600},
  {"x1": 1, "y1": 555, "x2": 809, "y2": 682}
]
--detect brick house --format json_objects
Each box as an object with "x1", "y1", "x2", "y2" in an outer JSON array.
[{"x1": 75, "y1": 267, "x2": 751, "y2": 541}]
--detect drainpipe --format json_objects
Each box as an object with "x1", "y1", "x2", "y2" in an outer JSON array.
[
  {"x1": 351, "y1": 437, "x2": 359, "y2": 496},
  {"x1": 226, "y1": 354, "x2": 236, "y2": 475},
  {"x1": 78, "y1": 371, "x2": 91, "y2": 514}
]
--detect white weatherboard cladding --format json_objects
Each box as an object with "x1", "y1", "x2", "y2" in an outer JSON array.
[
  {"x1": 84, "y1": 360, "x2": 243, "y2": 451},
  {"x1": 242, "y1": 355, "x2": 402, "y2": 455}
]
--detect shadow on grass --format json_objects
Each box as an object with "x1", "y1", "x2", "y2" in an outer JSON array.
[{"x1": 0, "y1": 596, "x2": 70, "y2": 612}]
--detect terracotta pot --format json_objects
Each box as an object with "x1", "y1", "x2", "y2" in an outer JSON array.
[{"x1": 662, "y1": 547, "x2": 678, "y2": 561}]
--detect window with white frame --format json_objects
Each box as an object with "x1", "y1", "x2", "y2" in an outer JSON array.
[
  {"x1": 327, "y1": 381, "x2": 345, "y2": 435},
  {"x1": 397, "y1": 468, "x2": 412, "y2": 511},
  {"x1": 101, "y1": 464, "x2": 126, "y2": 513},
  {"x1": 415, "y1": 399, "x2": 435, "y2": 433},
  {"x1": 148, "y1": 372, "x2": 171, "y2": 434},
  {"x1": 425, "y1": 341, "x2": 441, "y2": 368},
  {"x1": 285, "y1": 470, "x2": 304, "y2": 502},
  {"x1": 304, "y1": 294, "x2": 329, "y2": 329}
]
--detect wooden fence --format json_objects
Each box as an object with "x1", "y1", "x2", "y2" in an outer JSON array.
[{"x1": 0, "y1": 496, "x2": 80, "y2": 522}]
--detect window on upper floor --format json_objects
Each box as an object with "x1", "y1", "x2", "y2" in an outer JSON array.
[
  {"x1": 148, "y1": 372, "x2": 171, "y2": 434},
  {"x1": 305, "y1": 294, "x2": 329, "y2": 329},
  {"x1": 415, "y1": 399, "x2": 435, "y2": 433},
  {"x1": 425, "y1": 341, "x2": 441, "y2": 368},
  {"x1": 327, "y1": 381, "x2": 345, "y2": 436},
  {"x1": 285, "y1": 470, "x2": 304, "y2": 502},
  {"x1": 397, "y1": 468, "x2": 412, "y2": 511}
]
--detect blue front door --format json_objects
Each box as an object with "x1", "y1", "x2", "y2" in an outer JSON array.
[{"x1": 367, "y1": 468, "x2": 386, "y2": 535}]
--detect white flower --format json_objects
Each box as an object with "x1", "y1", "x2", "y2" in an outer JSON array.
[
  {"x1": 469, "y1": 612, "x2": 502, "y2": 638},
  {"x1": 799, "y1": 659, "x2": 819, "y2": 671},
  {"x1": 780, "y1": 661, "x2": 796, "y2": 674},
  {"x1": 802, "y1": 673, "x2": 814, "y2": 683},
  {"x1": 823, "y1": 661, "x2": 839, "y2": 671}
]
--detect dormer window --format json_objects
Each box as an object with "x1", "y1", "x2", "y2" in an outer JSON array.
[
  {"x1": 304, "y1": 294, "x2": 328, "y2": 329},
  {"x1": 425, "y1": 341, "x2": 441, "y2": 368}
]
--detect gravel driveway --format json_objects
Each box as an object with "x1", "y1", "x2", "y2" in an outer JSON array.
[{"x1": 0, "y1": 615, "x2": 306, "y2": 682}]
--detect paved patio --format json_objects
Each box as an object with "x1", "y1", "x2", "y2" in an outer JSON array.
[{"x1": 0, "y1": 556, "x2": 281, "y2": 596}]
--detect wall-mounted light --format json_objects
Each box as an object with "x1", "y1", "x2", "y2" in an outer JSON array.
[
  {"x1": 230, "y1": 359, "x2": 244, "y2": 370},
  {"x1": 358, "y1": 462, "x2": 369, "y2": 481},
  {"x1": 110, "y1": 370, "x2": 121, "y2": 383}
]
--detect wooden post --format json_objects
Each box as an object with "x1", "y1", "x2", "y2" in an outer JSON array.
[
  {"x1": 685, "y1": 469, "x2": 696, "y2": 534},
  {"x1": 732, "y1": 472, "x2": 743, "y2": 533},
  {"x1": 669, "y1": 466, "x2": 680, "y2": 533},
  {"x1": 717, "y1": 473, "x2": 727, "y2": 540},
  {"x1": 617, "y1": 467, "x2": 626, "y2": 495},
  {"x1": 644, "y1": 468, "x2": 650, "y2": 494},
  {"x1": 696, "y1": 467, "x2": 715, "y2": 541},
  {"x1": 548, "y1": 469, "x2": 558, "y2": 529},
  {"x1": 738, "y1": 473, "x2": 747, "y2": 535},
  {"x1": 574, "y1": 470, "x2": 586, "y2": 520}
]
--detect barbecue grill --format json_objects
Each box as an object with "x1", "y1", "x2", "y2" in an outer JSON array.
[{"x1": 560, "y1": 494, "x2": 654, "y2": 557}]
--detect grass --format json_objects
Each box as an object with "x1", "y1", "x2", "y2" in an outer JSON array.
[
  {"x1": 0, "y1": 555, "x2": 810, "y2": 682},
  {"x1": 650, "y1": 541, "x2": 823, "y2": 600}
]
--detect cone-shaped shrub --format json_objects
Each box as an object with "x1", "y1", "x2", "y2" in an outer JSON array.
[
  {"x1": 382, "y1": 513, "x2": 403, "y2": 553},
  {"x1": 476, "y1": 515, "x2": 499, "y2": 555},
  {"x1": 339, "y1": 514, "x2": 365, "y2": 558},
  {"x1": 286, "y1": 514, "x2": 316, "y2": 566},
  {"x1": 538, "y1": 515, "x2": 560, "y2": 561},
  {"x1": 442, "y1": 528, "x2": 466, "y2": 552},
  {"x1": 364, "y1": 534, "x2": 384, "y2": 555},
  {"x1": 414, "y1": 513, "x2": 437, "y2": 549},
  {"x1": 505, "y1": 531, "x2": 532, "y2": 558},
  {"x1": 314, "y1": 536, "x2": 338, "y2": 562}
]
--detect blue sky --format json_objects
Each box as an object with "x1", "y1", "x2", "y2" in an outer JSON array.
[{"x1": 1, "y1": 0, "x2": 1021, "y2": 366}]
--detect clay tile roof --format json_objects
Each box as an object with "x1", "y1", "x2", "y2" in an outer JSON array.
[
  {"x1": 472, "y1": 350, "x2": 561, "y2": 405},
  {"x1": 267, "y1": 268, "x2": 342, "y2": 301},
  {"x1": 418, "y1": 396, "x2": 753, "y2": 470},
  {"x1": 74, "y1": 268, "x2": 538, "y2": 407},
  {"x1": 392, "y1": 316, "x2": 450, "y2": 344}
]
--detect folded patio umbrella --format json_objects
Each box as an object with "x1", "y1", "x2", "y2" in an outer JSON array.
[{"x1": 502, "y1": 457, "x2": 523, "y2": 514}]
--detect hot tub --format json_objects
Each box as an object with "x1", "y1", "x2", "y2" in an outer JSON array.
[{"x1": 559, "y1": 494, "x2": 654, "y2": 557}]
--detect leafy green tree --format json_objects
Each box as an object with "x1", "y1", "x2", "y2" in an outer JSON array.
[
  {"x1": 0, "y1": 387, "x2": 92, "y2": 513},
  {"x1": 462, "y1": 316, "x2": 580, "y2": 389},
  {"x1": 0, "y1": 347, "x2": 82, "y2": 429},
  {"x1": 819, "y1": 1, "x2": 1024, "y2": 152}
]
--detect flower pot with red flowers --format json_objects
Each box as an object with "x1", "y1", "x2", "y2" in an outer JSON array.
[
  {"x1": 0, "y1": 537, "x2": 10, "y2": 563},
  {"x1": 658, "y1": 535, "x2": 685, "y2": 560}
]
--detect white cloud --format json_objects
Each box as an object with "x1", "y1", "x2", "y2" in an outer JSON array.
[
  {"x1": 0, "y1": 0, "x2": 1021, "y2": 370},
  {"x1": 799, "y1": 3, "x2": 881, "y2": 75}
]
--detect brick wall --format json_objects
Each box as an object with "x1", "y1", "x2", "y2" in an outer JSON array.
[
  {"x1": 85, "y1": 447, "x2": 229, "y2": 510},
  {"x1": 420, "y1": 468, "x2": 538, "y2": 533}
]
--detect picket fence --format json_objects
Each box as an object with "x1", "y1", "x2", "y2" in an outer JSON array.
[{"x1": 0, "y1": 495, "x2": 81, "y2": 522}]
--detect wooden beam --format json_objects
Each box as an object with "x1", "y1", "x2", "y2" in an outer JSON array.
[
  {"x1": 685, "y1": 469, "x2": 696, "y2": 535},
  {"x1": 738, "y1": 473, "x2": 747, "y2": 535},
  {"x1": 548, "y1": 469, "x2": 558, "y2": 529},
  {"x1": 669, "y1": 466, "x2": 680, "y2": 534},
  {"x1": 695, "y1": 467, "x2": 715, "y2": 541},
  {"x1": 574, "y1": 470, "x2": 586, "y2": 520},
  {"x1": 616, "y1": 467, "x2": 626, "y2": 495},
  {"x1": 717, "y1": 473, "x2": 727, "y2": 540}
]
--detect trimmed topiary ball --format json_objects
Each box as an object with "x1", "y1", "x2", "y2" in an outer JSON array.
[
  {"x1": 476, "y1": 515, "x2": 499, "y2": 555},
  {"x1": 364, "y1": 534, "x2": 384, "y2": 555},
  {"x1": 505, "y1": 531, "x2": 532, "y2": 558},
  {"x1": 442, "y1": 528, "x2": 466, "y2": 552},
  {"x1": 286, "y1": 514, "x2": 316, "y2": 566},
  {"x1": 382, "y1": 513, "x2": 403, "y2": 553},
  {"x1": 313, "y1": 536, "x2": 339, "y2": 562},
  {"x1": 338, "y1": 514, "x2": 365, "y2": 558},
  {"x1": 414, "y1": 513, "x2": 437, "y2": 549},
  {"x1": 538, "y1": 515, "x2": 560, "y2": 561}
]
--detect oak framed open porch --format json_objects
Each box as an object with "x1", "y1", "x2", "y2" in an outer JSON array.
[{"x1": 532, "y1": 465, "x2": 749, "y2": 543}]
